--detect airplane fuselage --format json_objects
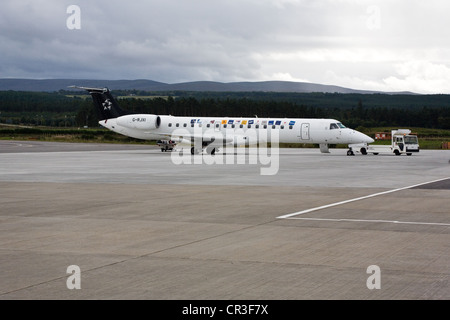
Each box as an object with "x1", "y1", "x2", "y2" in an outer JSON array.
[
  {"x1": 100, "y1": 114, "x2": 373, "y2": 146},
  {"x1": 73, "y1": 86, "x2": 374, "y2": 155}
]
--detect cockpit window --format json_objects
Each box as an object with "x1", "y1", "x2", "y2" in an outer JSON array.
[
  {"x1": 337, "y1": 122, "x2": 346, "y2": 128},
  {"x1": 330, "y1": 123, "x2": 339, "y2": 130}
]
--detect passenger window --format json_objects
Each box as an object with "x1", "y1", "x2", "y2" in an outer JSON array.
[
  {"x1": 272, "y1": 125, "x2": 276, "y2": 129},
  {"x1": 263, "y1": 125, "x2": 267, "y2": 129},
  {"x1": 255, "y1": 124, "x2": 259, "y2": 129},
  {"x1": 240, "y1": 124, "x2": 243, "y2": 128},
  {"x1": 206, "y1": 124, "x2": 210, "y2": 128},
  {"x1": 232, "y1": 124, "x2": 235, "y2": 128},
  {"x1": 216, "y1": 124, "x2": 220, "y2": 128},
  {"x1": 168, "y1": 123, "x2": 172, "y2": 127},
  {"x1": 289, "y1": 125, "x2": 293, "y2": 129},
  {"x1": 281, "y1": 125, "x2": 284, "y2": 129},
  {"x1": 191, "y1": 123, "x2": 194, "y2": 127},
  {"x1": 248, "y1": 124, "x2": 252, "y2": 129},
  {"x1": 183, "y1": 123, "x2": 187, "y2": 127},
  {"x1": 223, "y1": 124, "x2": 227, "y2": 128}
]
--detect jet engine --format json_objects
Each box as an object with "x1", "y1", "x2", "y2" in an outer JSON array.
[{"x1": 116, "y1": 114, "x2": 161, "y2": 130}]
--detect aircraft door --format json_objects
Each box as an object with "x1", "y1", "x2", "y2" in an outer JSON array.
[{"x1": 301, "y1": 123, "x2": 310, "y2": 140}]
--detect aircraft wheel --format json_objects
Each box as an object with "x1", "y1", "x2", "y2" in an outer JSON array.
[
  {"x1": 347, "y1": 150, "x2": 354, "y2": 156},
  {"x1": 360, "y1": 148, "x2": 367, "y2": 155}
]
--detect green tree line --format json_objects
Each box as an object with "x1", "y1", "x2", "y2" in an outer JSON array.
[
  {"x1": 108, "y1": 95, "x2": 450, "y2": 129},
  {"x1": 1, "y1": 90, "x2": 450, "y2": 129}
]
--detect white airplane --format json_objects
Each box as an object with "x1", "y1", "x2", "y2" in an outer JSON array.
[{"x1": 72, "y1": 86, "x2": 374, "y2": 156}]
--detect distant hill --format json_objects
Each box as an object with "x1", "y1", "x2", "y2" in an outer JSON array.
[
  {"x1": 0, "y1": 78, "x2": 414, "y2": 94},
  {"x1": 0, "y1": 79, "x2": 166, "y2": 92}
]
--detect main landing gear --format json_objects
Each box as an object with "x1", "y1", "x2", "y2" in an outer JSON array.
[{"x1": 190, "y1": 146, "x2": 217, "y2": 155}]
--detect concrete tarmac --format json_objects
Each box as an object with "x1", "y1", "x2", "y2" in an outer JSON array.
[{"x1": 0, "y1": 140, "x2": 449, "y2": 300}]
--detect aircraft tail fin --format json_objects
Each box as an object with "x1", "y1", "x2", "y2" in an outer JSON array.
[{"x1": 70, "y1": 86, "x2": 131, "y2": 121}]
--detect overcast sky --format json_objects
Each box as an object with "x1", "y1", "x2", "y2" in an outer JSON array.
[{"x1": 1, "y1": 0, "x2": 450, "y2": 93}]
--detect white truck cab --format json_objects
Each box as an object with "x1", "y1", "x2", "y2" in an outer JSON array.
[{"x1": 365, "y1": 129, "x2": 419, "y2": 156}]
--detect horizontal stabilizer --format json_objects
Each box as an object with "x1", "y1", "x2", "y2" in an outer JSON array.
[
  {"x1": 68, "y1": 85, "x2": 131, "y2": 120},
  {"x1": 68, "y1": 85, "x2": 108, "y2": 93}
]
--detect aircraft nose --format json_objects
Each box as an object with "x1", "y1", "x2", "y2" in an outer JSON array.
[
  {"x1": 349, "y1": 130, "x2": 374, "y2": 144},
  {"x1": 366, "y1": 135, "x2": 375, "y2": 144},
  {"x1": 357, "y1": 131, "x2": 374, "y2": 144}
]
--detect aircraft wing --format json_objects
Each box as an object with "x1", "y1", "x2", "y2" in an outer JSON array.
[{"x1": 152, "y1": 131, "x2": 234, "y2": 145}]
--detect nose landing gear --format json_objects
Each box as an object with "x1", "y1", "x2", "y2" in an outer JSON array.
[{"x1": 347, "y1": 144, "x2": 368, "y2": 156}]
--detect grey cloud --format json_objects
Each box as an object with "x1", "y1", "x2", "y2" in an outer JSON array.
[{"x1": 1, "y1": 0, "x2": 450, "y2": 93}]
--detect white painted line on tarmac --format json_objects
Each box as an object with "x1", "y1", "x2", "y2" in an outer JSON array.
[
  {"x1": 285, "y1": 217, "x2": 450, "y2": 227},
  {"x1": 277, "y1": 177, "x2": 450, "y2": 220}
]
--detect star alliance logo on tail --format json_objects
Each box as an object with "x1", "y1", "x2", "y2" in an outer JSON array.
[{"x1": 103, "y1": 99, "x2": 112, "y2": 110}]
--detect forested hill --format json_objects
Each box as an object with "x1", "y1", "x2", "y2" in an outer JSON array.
[
  {"x1": 0, "y1": 78, "x2": 413, "y2": 94},
  {"x1": 0, "y1": 90, "x2": 449, "y2": 129}
]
